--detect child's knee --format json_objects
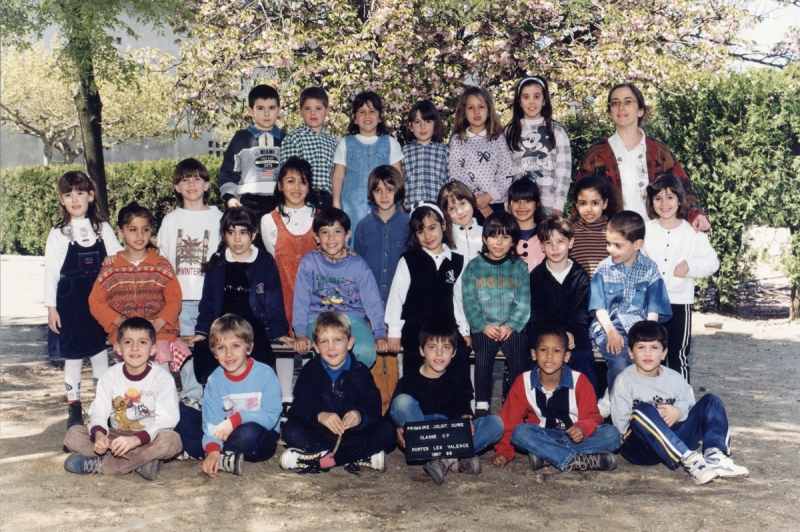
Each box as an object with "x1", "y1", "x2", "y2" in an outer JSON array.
[
  {"x1": 481, "y1": 415, "x2": 505, "y2": 440},
  {"x1": 630, "y1": 402, "x2": 661, "y2": 427}
]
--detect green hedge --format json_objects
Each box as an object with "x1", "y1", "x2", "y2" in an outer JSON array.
[{"x1": 1, "y1": 156, "x2": 223, "y2": 256}]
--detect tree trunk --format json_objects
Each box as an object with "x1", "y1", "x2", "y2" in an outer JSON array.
[
  {"x1": 43, "y1": 141, "x2": 52, "y2": 166},
  {"x1": 791, "y1": 285, "x2": 798, "y2": 321},
  {"x1": 74, "y1": 66, "x2": 109, "y2": 213}
]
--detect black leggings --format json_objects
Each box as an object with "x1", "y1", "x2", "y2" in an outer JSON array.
[
  {"x1": 281, "y1": 418, "x2": 395, "y2": 465},
  {"x1": 663, "y1": 303, "x2": 692, "y2": 383},
  {"x1": 472, "y1": 330, "x2": 530, "y2": 405}
]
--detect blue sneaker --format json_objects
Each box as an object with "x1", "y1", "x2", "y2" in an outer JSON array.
[{"x1": 64, "y1": 454, "x2": 102, "y2": 475}]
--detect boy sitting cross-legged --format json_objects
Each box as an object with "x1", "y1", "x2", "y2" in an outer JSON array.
[
  {"x1": 63, "y1": 317, "x2": 182, "y2": 480},
  {"x1": 390, "y1": 320, "x2": 503, "y2": 485},
  {"x1": 611, "y1": 321, "x2": 749, "y2": 485},
  {"x1": 280, "y1": 312, "x2": 395, "y2": 474},
  {"x1": 492, "y1": 325, "x2": 621, "y2": 472},
  {"x1": 174, "y1": 314, "x2": 281, "y2": 477}
]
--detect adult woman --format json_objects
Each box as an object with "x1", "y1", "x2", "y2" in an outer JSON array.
[{"x1": 576, "y1": 83, "x2": 710, "y2": 232}]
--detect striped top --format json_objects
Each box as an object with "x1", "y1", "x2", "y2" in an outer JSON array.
[
  {"x1": 570, "y1": 215, "x2": 608, "y2": 280},
  {"x1": 89, "y1": 248, "x2": 182, "y2": 344}
]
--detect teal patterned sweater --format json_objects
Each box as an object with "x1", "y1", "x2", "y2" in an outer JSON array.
[{"x1": 462, "y1": 254, "x2": 531, "y2": 333}]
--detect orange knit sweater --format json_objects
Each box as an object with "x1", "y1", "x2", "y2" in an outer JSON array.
[{"x1": 89, "y1": 248, "x2": 182, "y2": 344}]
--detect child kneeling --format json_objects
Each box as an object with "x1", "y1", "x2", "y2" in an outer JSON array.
[
  {"x1": 175, "y1": 314, "x2": 281, "y2": 477},
  {"x1": 63, "y1": 318, "x2": 181, "y2": 480},
  {"x1": 611, "y1": 321, "x2": 749, "y2": 485},
  {"x1": 493, "y1": 326, "x2": 620, "y2": 472},
  {"x1": 390, "y1": 321, "x2": 503, "y2": 485},
  {"x1": 280, "y1": 312, "x2": 395, "y2": 473}
]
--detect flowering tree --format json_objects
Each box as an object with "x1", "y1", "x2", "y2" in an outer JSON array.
[
  {"x1": 1, "y1": 42, "x2": 178, "y2": 165},
  {"x1": 176, "y1": 0, "x2": 755, "y2": 137}
]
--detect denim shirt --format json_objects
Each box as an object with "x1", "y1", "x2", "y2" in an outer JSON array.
[
  {"x1": 341, "y1": 134, "x2": 391, "y2": 244},
  {"x1": 588, "y1": 252, "x2": 672, "y2": 338},
  {"x1": 352, "y1": 204, "x2": 409, "y2": 305}
]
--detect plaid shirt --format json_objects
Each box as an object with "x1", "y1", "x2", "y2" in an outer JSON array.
[
  {"x1": 401, "y1": 141, "x2": 449, "y2": 210},
  {"x1": 509, "y1": 119, "x2": 572, "y2": 214},
  {"x1": 279, "y1": 124, "x2": 338, "y2": 194},
  {"x1": 588, "y1": 252, "x2": 672, "y2": 338}
]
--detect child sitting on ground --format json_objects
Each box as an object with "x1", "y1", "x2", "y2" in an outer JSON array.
[
  {"x1": 492, "y1": 326, "x2": 620, "y2": 472},
  {"x1": 174, "y1": 314, "x2": 281, "y2": 477},
  {"x1": 292, "y1": 208, "x2": 388, "y2": 367},
  {"x1": 63, "y1": 318, "x2": 181, "y2": 480},
  {"x1": 611, "y1": 321, "x2": 749, "y2": 484},
  {"x1": 280, "y1": 312, "x2": 395, "y2": 473},
  {"x1": 589, "y1": 210, "x2": 672, "y2": 396},
  {"x1": 390, "y1": 321, "x2": 503, "y2": 485},
  {"x1": 528, "y1": 215, "x2": 596, "y2": 392}
]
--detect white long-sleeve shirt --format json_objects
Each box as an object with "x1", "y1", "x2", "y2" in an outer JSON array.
[
  {"x1": 157, "y1": 207, "x2": 223, "y2": 301},
  {"x1": 260, "y1": 205, "x2": 315, "y2": 255},
  {"x1": 88, "y1": 361, "x2": 179, "y2": 444},
  {"x1": 44, "y1": 219, "x2": 123, "y2": 307},
  {"x1": 642, "y1": 219, "x2": 719, "y2": 304},
  {"x1": 385, "y1": 245, "x2": 469, "y2": 338},
  {"x1": 451, "y1": 218, "x2": 483, "y2": 263}
]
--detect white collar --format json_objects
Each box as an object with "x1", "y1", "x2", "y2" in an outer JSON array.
[
  {"x1": 225, "y1": 245, "x2": 258, "y2": 263},
  {"x1": 466, "y1": 129, "x2": 487, "y2": 138},
  {"x1": 609, "y1": 128, "x2": 646, "y2": 151},
  {"x1": 422, "y1": 243, "x2": 452, "y2": 261}
]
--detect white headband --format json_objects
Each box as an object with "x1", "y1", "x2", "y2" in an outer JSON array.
[
  {"x1": 517, "y1": 77, "x2": 545, "y2": 95},
  {"x1": 409, "y1": 201, "x2": 445, "y2": 220}
]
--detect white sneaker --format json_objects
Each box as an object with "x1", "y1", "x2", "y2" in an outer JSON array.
[
  {"x1": 352, "y1": 451, "x2": 386, "y2": 472},
  {"x1": 597, "y1": 389, "x2": 611, "y2": 418},
  {"x1": 704, "y1": 451, "x2": 749, "y2": 478},
  {"x1": 682, "y1": 452, "x2": 719, "y2": 485},
  {"x1": 279, "y1": 448, "x2": 328, "y2": 470}
]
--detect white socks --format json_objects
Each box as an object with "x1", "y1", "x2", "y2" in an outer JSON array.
[{"x1": 64, "y1": 349, "x2": 109, "y2": 402}]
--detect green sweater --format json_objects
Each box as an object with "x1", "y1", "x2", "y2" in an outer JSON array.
[{"x1": 462, "y1": 254, "x2": 530, "y2": 333}]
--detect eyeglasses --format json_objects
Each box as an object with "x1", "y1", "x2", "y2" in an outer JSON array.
[{"x1": 609, "y1": 98, "x2": 638, "y2": 109}]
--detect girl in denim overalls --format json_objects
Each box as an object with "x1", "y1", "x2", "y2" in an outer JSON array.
[
  {"x1": 44, "y1": 171, "x2": 123, "y2": 431},
  {"x1": 331, "y1": 91, "x2": 404, "y2": 245}
]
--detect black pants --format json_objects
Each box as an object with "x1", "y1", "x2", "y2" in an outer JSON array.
[
  {"x1": 193, "y1": 337, "x2": 275, "y2": 385},
  {"x1": 472, "y1": 330, "x2": 530, "y2": 405},
  {"x1": 174, "y1": 403, "x2": 279, "y2": 461},
  {"x1": 663, "y1": 303, "x2": 692, "y2": 383},
  {"x1": 282, "y1": 418, "x2": 395, "y2": 465}
]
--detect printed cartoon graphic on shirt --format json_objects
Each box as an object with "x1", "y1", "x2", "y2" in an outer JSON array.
[
  {"x1": 314, "y1": 274, "x2": 360, "y2": 311},
  {"x1": 445, "y1": 270, "x2": 456, "y2": 284},
  {"x1": 633, "y1": 396, "x2": 677, "y2": 408},
  {"x1": 221, "y1": 392, "x2": 263, "y2": 418},
  {"x1": 175, "y1": 228, "x2": 210, "y2": 277},
  {"x1": 111, "y1": 388, "x2": 152, "y2": 431},
  {"x1": 519, "y1": 126, "x2": 554, "y2": 186}
]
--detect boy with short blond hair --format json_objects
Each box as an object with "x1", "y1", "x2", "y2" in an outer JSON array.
[
  {"x1": 280, "y1": 87, "x2": 338, "y2": 210},
  {"x1": 492, "y1": 326, "x2": 620, "y2": 473},
  {"x1": 280, "y1": 312, "x2": 395, "y2": 473},
  {"x1": 220, "y1": 84, "x2": 283, "y2": 219},
  {"x1": 589, "y1": 210, "x2": 672, "y2": 393},
  {"x1": 611, "y1": 321, "x2": 749, "y2": 485},
  {"x1": 63, "y1": 317, "x2": 182, "y2": 480},
  {"x1": 291, "y1": 208, "x2": 389, "y2": 367},
  {"x1": 529, "y1": 214, "x2": 595, "y2": 391},
  {"x1": 390, "y1": 321, "x2": 503, "y2": 485},
  {"x1": 158, "y1": 157, "x2": 222, "y2": 409},
  {"x1": 174, "y1": 314, "x2": 281, "y2": 477}
]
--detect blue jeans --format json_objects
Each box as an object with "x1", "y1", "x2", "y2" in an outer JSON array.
[
  {"x1": 594, "y1": 318, "x2": 631, "y2": 392},
  {"x1": 510, "y1": 423, "x2": 621, "y2": 471},
  {"x1": 569, "y1": 332, "x2": 597, "y2": 395},
  {"x1": 178, "y1": 301, "x2": 204, "y2": 402},
  {"x1": 390, "y1": 394, "x2": 504, "y2": 454},
  {"x1": 307, "y1": 316, "x2": 376, "y2": 368},
  {"x1": 620, "y1": 394, "x2": 730, "y2": 470},
  {"x1": 174, "y1": 403, "x2": 279, "y2": 462}
]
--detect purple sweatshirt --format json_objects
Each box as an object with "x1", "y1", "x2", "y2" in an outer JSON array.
[{"x1": 292, "y1": 251, "x2": 387, "y2": 338}]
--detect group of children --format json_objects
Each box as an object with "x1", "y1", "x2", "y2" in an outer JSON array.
[{"x1": 49, "y1": 80, "x2": 747, "y2": 486}]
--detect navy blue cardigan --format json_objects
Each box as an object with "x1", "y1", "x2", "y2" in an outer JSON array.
[
  {"x1": 288, "y1": 354, "x2": 382, "y2": 433},
  {"x1": 195, "y1": 250, "x2": 288, "y2": 340}
]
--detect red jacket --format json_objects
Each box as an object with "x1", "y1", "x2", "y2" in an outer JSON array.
[{"x1": 494, "y1": 367, "x2": 602, "y2": 462}]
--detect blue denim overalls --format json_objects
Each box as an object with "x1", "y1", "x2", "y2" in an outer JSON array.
[
  {"x1": 47, "y1": 227, "x2": 109, "y2": 359},
  {"x1": 341, "y1": 135, "x2": 390, "y2": 245}
]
